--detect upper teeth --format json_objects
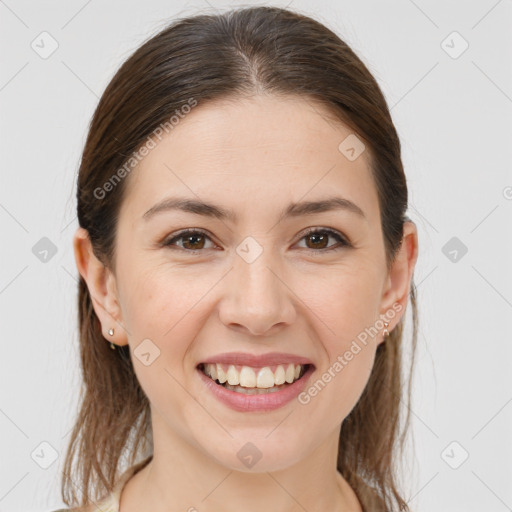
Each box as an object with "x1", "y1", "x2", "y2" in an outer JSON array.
[{"x1": 203, "y1": 363, "x2": 304, "y2": 388}]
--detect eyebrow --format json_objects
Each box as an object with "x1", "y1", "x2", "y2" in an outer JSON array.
[{"x1": 142, "y1": 195, "x2": 366, "y2": 223}]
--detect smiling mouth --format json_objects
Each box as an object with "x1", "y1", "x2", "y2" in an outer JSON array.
[{"x1": 197, "y1": 362, "x2": 312, "y2": 395}]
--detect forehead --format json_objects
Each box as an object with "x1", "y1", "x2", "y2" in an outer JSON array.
[{"x1": 120, "y1": 94, "x2": 379, "y2": 224}]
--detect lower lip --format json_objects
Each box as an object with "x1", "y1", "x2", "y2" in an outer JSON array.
[{"x1": 196, "y1": 365, "x2": 315, "y2": 412}]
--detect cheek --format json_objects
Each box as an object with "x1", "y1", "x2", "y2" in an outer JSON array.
[
  {"x1": 119, "y1": 269, "x2": 207, "y2": 415},
  {"x1": 119, "y1": 266, "x2": 217, "y2": 384},
  {"x1": 298, "y1": 269, "x2": 380, "y2": 410},
  {"x1": 303, "y1": 264, "x2": 382, "y2": 341},
  {"x1": 120, "y1": 265, "x2": 204, "y2": 337},
  {"x1": 301, "y1": 321, "x2": 377, "y2": 429}
]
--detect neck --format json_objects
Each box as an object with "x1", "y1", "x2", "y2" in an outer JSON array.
[{"x1": 119, "y1": 411, "x2": 362, "y2": 512}]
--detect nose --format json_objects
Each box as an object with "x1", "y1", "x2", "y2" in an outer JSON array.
[{"x1": 218, "y1": 248, "x2": 296, "y2": 336}]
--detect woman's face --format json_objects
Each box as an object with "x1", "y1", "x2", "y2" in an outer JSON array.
[{"x1": 80, "y1": 94, "x2": 416, "y2": 472}]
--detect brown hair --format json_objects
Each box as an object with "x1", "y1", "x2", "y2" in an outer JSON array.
[{"x1": 62, "y1": 6, "x2": 418, "y2": 511}]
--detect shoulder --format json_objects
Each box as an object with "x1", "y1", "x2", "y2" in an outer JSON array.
[
  {"x1": 49, "y1": 505, "x2": 113, "y2": 512},
  {"x1": 48, "y1": 493, "x2": 116, "y2": 512},
  {"x1": 48, "y1": 498, "x2": 117, "y2": 512},
  {"x1": 49, "y1": 508, "x2": 90, "y2": 512}
]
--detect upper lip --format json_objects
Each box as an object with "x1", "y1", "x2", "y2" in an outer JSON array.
[{"x1": 199, "y1": 352, "x2": 314, "y2": 368}]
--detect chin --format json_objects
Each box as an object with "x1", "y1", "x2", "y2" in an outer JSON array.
[{"x1": 201, "y1": 433, "x2": 311, "y2": 473}]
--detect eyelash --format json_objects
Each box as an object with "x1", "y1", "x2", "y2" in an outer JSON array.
[{"x1": 162, "y1": 227, "x2": 351, "y2": 254}]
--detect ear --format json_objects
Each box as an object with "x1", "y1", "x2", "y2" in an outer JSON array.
[
  {"x1": 72, "y1": 227, "x2": 129, "y2": 347},
  {"x1": 377, "y1": 221, "x2": 419, "y2": 346}
]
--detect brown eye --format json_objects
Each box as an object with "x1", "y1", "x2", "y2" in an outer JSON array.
[
  {"x1": 164, "y1": 229, "x2": 214, "y2": 252},
  {"x1": 305, "y1": 232, "x2": 329, "y2": 249},
  {"x1": 298, "y1": 228, "x2": 349, "y2": 252},
  {"x1": 181, "y1": 233, "x2": 206, "y2": 250}
]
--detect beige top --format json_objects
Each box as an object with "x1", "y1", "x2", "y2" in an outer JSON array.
[
  {"x1": 88, "y1": 456, "x2": 152, "y2": 511},
  {"x1": 52, "y1": 456, "x2": 152, "y2": 512}
]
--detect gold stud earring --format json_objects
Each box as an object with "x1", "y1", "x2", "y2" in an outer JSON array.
[
  {"x1": 108, "y1": 328, "x2": 116, "y2": 350},
  {"x1": 382, "y1": 321, "x2": 390, "y2": 340}
]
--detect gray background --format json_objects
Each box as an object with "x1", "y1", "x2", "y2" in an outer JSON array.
[{"x1": 1, "y1": 0, "x2": 511, "y2": 511}]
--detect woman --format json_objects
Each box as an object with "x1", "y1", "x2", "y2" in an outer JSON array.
[{"x1": 56, "y1": 6, "x2": 419, "y2": 511}]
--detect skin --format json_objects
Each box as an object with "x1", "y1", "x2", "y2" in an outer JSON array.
[{"x1": 73, "y1": 94, "x2": 418, "y2": 512}]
